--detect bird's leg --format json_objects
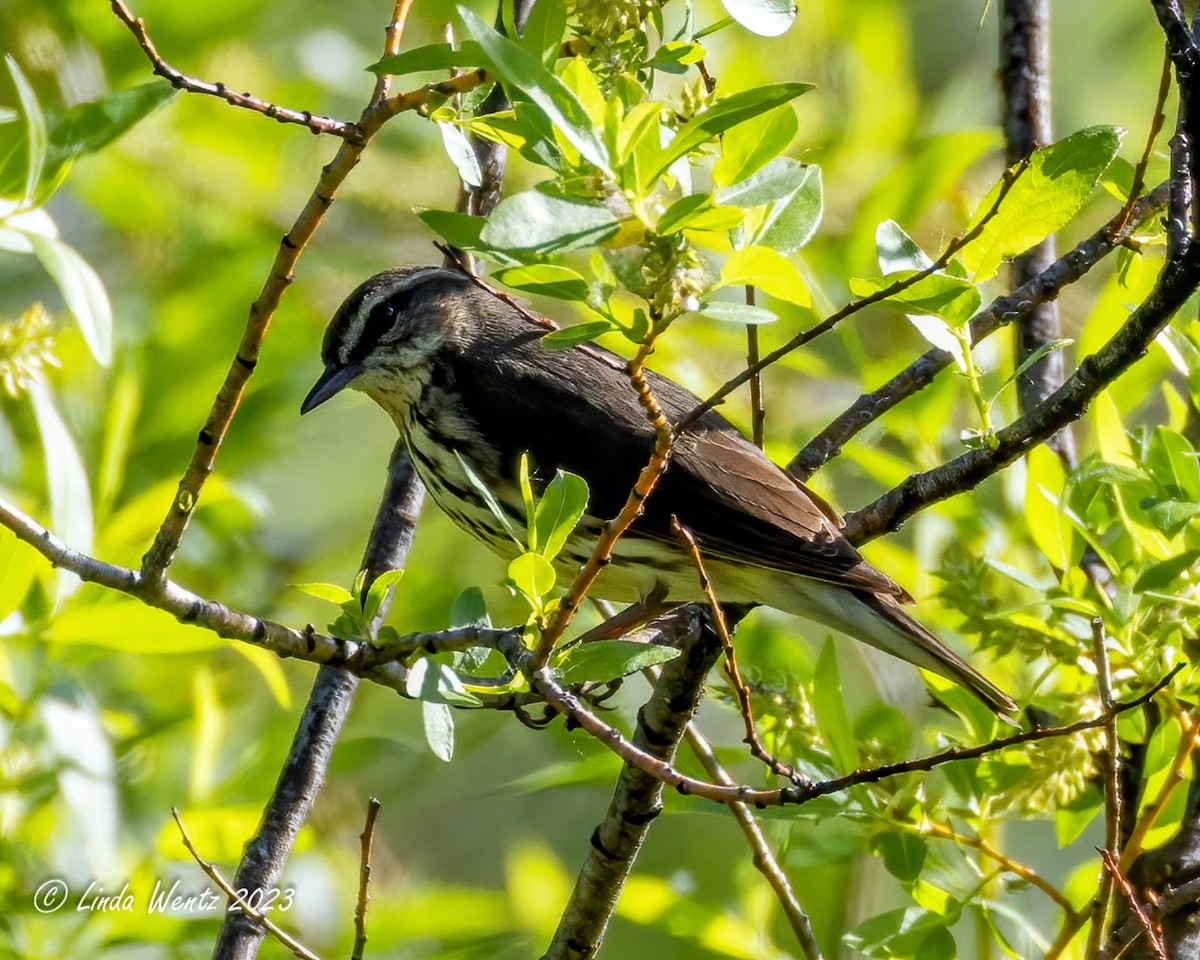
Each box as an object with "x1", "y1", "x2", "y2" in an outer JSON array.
[{"x1": 577, "y1": 585, "x2": 676, "y2": 644}]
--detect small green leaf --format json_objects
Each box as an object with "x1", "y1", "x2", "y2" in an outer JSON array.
[
  {"x1": 848, "y1": 271, "x2": 981, "y2": 328},
  {"x1": 480, "y1": 188, "x2": 620, "y2": 251},
  {"x1": 876, "y1": 219, "x2": 934, "y2": 273},
  {"x1": 558, "y1": 640, "x2": 680, "y2": 685},
  {"x1": 713, "y1": 104, "x2": 797, "y2": 188},
  {"x1": 721, "y1": 0, "x2": 797, "y2": 36},
  {"x1": 534, "y1": 470, "x2": 589, "y2": 560},
  {"x1": 459, "y1": 7, "x2": 613, "y2": 175},
  {"x1": 877, "y1": 832, "x2": 928, "y2": 883},
  {"x1": 495, "y1": 264, "x2": 590, "y2": 301},
  {"x1": 646, "y1": 82, "x2": 813, "y2": 184},
  {"x1": 520, "y1": 0, "x2": 568, "y2": 65},
  {"x1": 1147, "y1": 426, "x2": 1200, "y2": 501},
  {"x1": 292, "y1": 581, "x2": 355, "y2": 606},
  {"x1": 648, "y1": 41, "x2": 708, "y2": 73},
  {"x1": 812, "y1": 638, "x2": 859, "y2": 774},
  {"x1": 1133, "y1": 550, "x2": 1200, "y2": 592},
  {"x1": 418, "y1": 208, "x2": 486, "y2": 249},
  {"x1": 719, "y1": 245, "x2": 810, "y2": 305},
  {"x1": 906, "y1": 314, "x2": 966, "y2": 370},
  {"x1": 0, "y1": 526, "x2": 37, "y2": 621},
  {"x1": 362, "y1": 567, "x2": 405, "y2": 624},
  {"x1": 696, "y1": 301, "x2": 778, "y2": 325},
  {"x1": 368, "y1": 40, "x2": 488, "y2": 76},
  {"x1": 540, "y1": 320, "x2": 615, "y2": 350},
  {"x1": 998, "y1": 338, "x2": 1073, "y2": 396},
  {"x1": 406, "y1": 655, "x2": 482, "y2": 708},
  {"x1": 438, "y1": 121, "x2": 483, "y2": 188},
  {"x1": 519, "y1": 453, "x2": 537, "y2": 547},
  {"x1": 450, "y1": 587, "x2": 491, "y2": 628},
  {"x1": 717, "y1": 156, "x2": 807, "y2": 208},
  {"x1": 455, "y1": 451, "x2": 522, "y2": 544},
  {"x1": 756, "y1": 164, "x2": 822, "y2": 252},
  {"x1": 423, "y1": 701, "x2": 455, "y2": 761},
  {"x1": 508, "y1": 551, "x2": 557, "y2": 602},
  {"x1": 962, "y1": 125, "x2": 1124, "y2": 281}
]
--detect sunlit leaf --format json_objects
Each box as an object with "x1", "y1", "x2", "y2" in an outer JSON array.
[
  {"x1": 713, "y1": 104, "x2": 797, "y2": 188},
  {"x1": 460, "y1": 7, "x2": 613, "y2": 175},
  {"x1": 495, "y1": 264, "x2": 590, "y2": 301},
  {"x1": 721, "y1": 0, "x2": 798, "y2": 36},
  {"x1": 719, "y1": 245, "x2": 810, "y2": 305},
  {"x1": 534, "y1": 470, "x2": 589, "y2": 559},
  {"x1": 368, "y1": 40, "x2": 487, "y2": 76},
  {"x1": 423, "y1": 701, "x2": 455, "y2": 761},
  {"x1": 22, "y1": 231, "x2": 113, "y2": 365},
  {"x1": 757, "y1": 163, "x2": 822, "y2": 252},
  {"x1": 0, "y1": 525, "x2": 37, "y2": 621},
  {"x1": 849, "y1": 271, "x2": 981, "y2": 328},
  {"x1": 6, "y1": 56, "x2": 45, "y2": 206},
  {"x1": 508, "y1": 551, "x2": 556, "y2": 602},
  {"x1": 696, "y1": 300, "x2": 778, "y2": 325},
  {"x1": 540, "y1": 320, "x2": 615, "y2": 349},
  {"x1": 812, "y1": 638, "x2": 859, "y2": 774},
  {"x1": 438, "y1": 121, "x2": 483, "y2": 188},
  {"x1": 962, "y1": 125, "x2": 1124, "y2": 281},
  {"x1": 291, "y1": 581, "x2": 354, "y2": 606},
  {"x1": 480, "y1": 188, "x2": 621, "y2": 251},
  {"x1": 558, "y1": 639, "x2": 680, "y2": 685}
]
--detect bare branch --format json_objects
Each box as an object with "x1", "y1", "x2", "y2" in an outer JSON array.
[{"x1": 352, "y1": 798, "x2": 382, "y2": 960}]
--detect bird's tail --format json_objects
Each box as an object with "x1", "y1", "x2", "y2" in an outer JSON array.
[{"x1": 854, "y1": 590, "x2": 1018, "y2": 718}]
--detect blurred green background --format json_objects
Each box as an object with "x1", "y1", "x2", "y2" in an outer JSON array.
[{"x1": 0, "y1": 1, "x2": 1184, "y2": 958}]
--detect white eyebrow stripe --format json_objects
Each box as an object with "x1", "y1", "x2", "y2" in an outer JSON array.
[{"x1": 336, "y1": 267, "x2": 453, "y2": 364}]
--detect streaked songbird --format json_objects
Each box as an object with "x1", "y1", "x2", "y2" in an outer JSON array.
[{"x1": 301, "y1": 266, "x2": 1016, "y2": 716}]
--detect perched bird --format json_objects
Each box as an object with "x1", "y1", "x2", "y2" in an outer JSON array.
[{"x1": 302, "y1": 266, "x2": 1016, "y2": 716}]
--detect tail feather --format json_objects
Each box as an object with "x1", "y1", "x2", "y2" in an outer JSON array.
[{"x1": 855, "y1": 591, "x2": 1017, "y2": 718}]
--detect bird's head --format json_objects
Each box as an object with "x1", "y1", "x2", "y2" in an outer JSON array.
[{"x1": 300, "y1": 266, "x2": 476, "y2": 417}]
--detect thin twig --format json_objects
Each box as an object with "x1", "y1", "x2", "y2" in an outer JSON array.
[
  {"x1": 1099, "y1": 849, "x2": 1168, "y2": 960},
  {"x1": 531, "y1": 316, "x2": 677, "y2": 668},
  {"x1": 745, "y1": 286, "x2": 765, "y2": 448},
  {"x1": 1089, "y1": 619, "x2": 1123, "y2": 959},
  {"x1": 108, "y1": 0, "x2": 360, "y2": 140},
  {"x1": 675, "y1": 701, "x2": 824, "y2": 959},
  {"x1": 352, "y1": 798, "x2": 382, "y2": 960},
  {"x1": 923, "y1": 819, "x2": 1078, "y2": 915},
  {"x1": 1117, "y1": 47, "x2": 1173, "y2": 235},
  {"x1": 671, "y1": 518, "x2": 808, "y2": 784},
  {"x1": 171, "y1": 808, "x2": 322, "y2": 960},
  {"x1": 675, "y1": 158, "x2": 1030, "y2": 435}
]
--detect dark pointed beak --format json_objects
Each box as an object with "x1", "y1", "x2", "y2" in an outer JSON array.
[{"x1": 300, "y1": 361, "x2": 364, "y2": 415}]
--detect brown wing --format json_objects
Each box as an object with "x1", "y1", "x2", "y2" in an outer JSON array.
[{"x1": 449, "y1": 318, "x2": 906, "y2": 599}]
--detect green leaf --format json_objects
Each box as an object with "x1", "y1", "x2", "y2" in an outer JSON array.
[
  {"x1": 719, "y1": 245, "x2": 810, "y2": 305},
  {"x1": 22, "y1": 231, "x2": 113, "y2": 365},
  {"x1": 450, "y1": 587, "x2": 491, "y2": 629},
  {"x1": 876, "y1": 219, "x2": 934, "y2": 273},
  {"x1": 455, "y1": 451, "x2": 522, "y2": 544},
  {"x1": 1142, "y1": 497, "x2": 1200, "y2": 537},
  {"x1": 717, "y1": 156, "x2": 807, "y2": 207},
  {"x1": 713, "y1": 104, "x2": 797, "y2": 188},
  {"x1": 534, "y1": 470, "x2": 589, "y2": 560},
  {"x1": 1055, "y1": 788, "x2": 1103, "y2": 846},
  {"x1": 520, "y1": 1, "x2": 568, "y2": 66},
  {"x1": 368, "y1": 40, "x2": 487, "y2": 76},
  {"x1": 757, "y1": 163, "x2": 823, "y2": 252},
  {"x1": 43, "y1": 81, "x2": 175, "y2": 181},
  {"x1": 0, "y1": 526, "x2": 37, "y2": 621},
  {"x1": 1147, "y1": 426, "x2": 1200, "y2": 501},
  {"x1": 696, "y1": 301, "x2": 778, "y2": 325},
  {"x1": 459, "y1": 7, "x2": 613, "y2": 175},
  {"x1": 423, "y1": 702, "x2": 455, "y2": 762},
  {"x1": 406, "y1": 656, "x2": 480, "y2": 707},
  {"x1": 961, "y1": 125, "x2": 1124, "y2": 281},
  {"x1": 438, "y1": 121, "x2": 483, "y2": 188},
  {"x1": 877, "y1": 832, "x2": 928, "y2": 883},
  {"x1": 1026, "y1": 445, "x2": 1074, "y2": 569},
  {"x1": 906, "y1": 314, "x2": 966, "y2": 371},
  {"x1": 508, "y1": 551, "x2": 556, "y2": 602},
  {"x1": 417, "y1": 208, "x2": 486, "y2": 249},
  {"x1": 6, "y1": 56, "x2": 46, "y2": 206},
  {"x1": 646, "y1": 82, "x2": 813, "y2": 184},
  {"x1": 480, "y1": 188, "x2": 620, "y2": 251},
  {"x1": 998, "y1": 338, "x2": 1073, "y2": 396},
  {"x1": 362, "y1": 568, "x2": 405, "y2": 624},
  {"x1": 1134, "y1": 550, "x2": 1200, "y2": 592},
  {"x1": 721, "y1": 0, "x2": 797, "y2": 36},
  {"x1": 540, "y1": 320, "x2": 615, "y2": 349},
  {"x1": 849, "y1": 271, "x2": 981, "y2": 328},
  {"x1": 812, "y1": 638, "x2": 859, "y2": 774},
  {"x1": 648, "y1": 41, "x2": 707, "y2": 73},
  {"x1": 558, "y1": 640, "x2": 680, "y2": 685},
  {"x1": 50, "y1": 597, "x2": 225, "y2": 652},
  {"x1": 495, "y1": 264, "x2": 590, "y2": 301},
  {"x1": 292, "y1": 581, "x2": 355, "y2": 605}
]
